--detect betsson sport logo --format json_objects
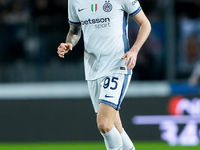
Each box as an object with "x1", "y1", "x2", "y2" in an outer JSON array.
[
  {"x1": 132, "y1": 96, "x2": 200, "y2": 146},
  {"x1": 80, "y1": 1, "x2": 113, "y2": 29},
  {"x1": 81, "y1": 17, "x2": 111, "y2": 29}
]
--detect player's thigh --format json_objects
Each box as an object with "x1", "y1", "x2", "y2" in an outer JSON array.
[
  {"x1": 97, "y1": 103, "x2": 117, "y2": 123},
  {"x1": 97, "y1": 103, "x2": 117, "y2": 132},
  {"x1": 97, "y1": 104, "x2": 123, "y2": 133}
]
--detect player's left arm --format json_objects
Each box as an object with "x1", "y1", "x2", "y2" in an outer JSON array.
[{"x1": 122, "y1": 10, "x2": 151, "y2": 70}]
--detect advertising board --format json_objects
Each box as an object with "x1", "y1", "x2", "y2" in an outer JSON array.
[{"x1": 128, "y1": 96, "x2": 200, "y2": 146}]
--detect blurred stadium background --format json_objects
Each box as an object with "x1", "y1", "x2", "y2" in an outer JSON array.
[{"x1": 0, "y1": 0, "x2": 200, "y2": 149}]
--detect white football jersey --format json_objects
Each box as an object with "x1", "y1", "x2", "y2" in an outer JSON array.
[{"x1": 68, "y1": 0, "x2": 142, "y2": 80}]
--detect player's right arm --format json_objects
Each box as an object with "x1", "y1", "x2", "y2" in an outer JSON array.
[{"x1": 57, "y1": 24, "x2": 81, "y2": 58}]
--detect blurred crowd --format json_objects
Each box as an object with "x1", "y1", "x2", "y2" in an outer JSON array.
[
  {"x1": 0, "y1": 0, "x2": 68, "y2": 29},
  {"x1": 0, "y1": 0, "x2": 200, "y2": 82},
  {"x1": 0, "y1": 0, "x2": 69, "y2": 63},
  {"x1": 176, "y1": 0, "x2": 200, "y2": 81}
]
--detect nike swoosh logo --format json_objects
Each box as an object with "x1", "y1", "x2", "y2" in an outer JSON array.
[
  {"x1": 105, "y1": 94, "x2": 114, "y2": 98},
  {"x1": 78, "y1": 8, "x2": 86, "y2": 12}
]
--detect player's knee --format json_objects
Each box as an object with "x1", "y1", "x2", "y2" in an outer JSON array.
[{"x1": 97, "y1": 121, "x2": 113, "y2": 134}]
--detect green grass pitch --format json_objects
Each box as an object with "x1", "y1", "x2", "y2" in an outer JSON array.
[{"x1": 0, "y1": 141, "x2": 199, "y2": 150}]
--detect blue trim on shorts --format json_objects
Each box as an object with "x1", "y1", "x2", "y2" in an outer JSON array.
[
  {"x1": 99, "y1": 99, "x2": 118, "y2": 110},
  {"x1": 117, "y1": 74, "x2": 129, "y2": 110}
]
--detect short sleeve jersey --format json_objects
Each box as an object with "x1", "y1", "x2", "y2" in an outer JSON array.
[{"x1": 68, "y1": 0, "x2": 142, "y2": 80}]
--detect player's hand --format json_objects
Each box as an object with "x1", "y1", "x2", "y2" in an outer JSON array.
[
  {"x1": 57, "y1": 43, "x2": 73, "y2": 58},
  {"x1": 121, "y1": 49, "x2": 138, "y2": 70}
]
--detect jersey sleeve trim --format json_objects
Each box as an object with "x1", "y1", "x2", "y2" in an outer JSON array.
[
  {"x1": 69, "y1": 20, "x2": 81, "y2": 25},
  {"x1": 129, "y1": 6, "x2": 142, "y2": 17}
]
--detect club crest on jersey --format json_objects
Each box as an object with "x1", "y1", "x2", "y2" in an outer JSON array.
[
  {"x1": 91, "y1": 4, "x2": 97, "y2": 12},
  {"x1": 132, "y1": 0, "x2": 138, "y2": 5},
  {"x1": 103, "y1": 1, "x2": 113, "y2": 12}
]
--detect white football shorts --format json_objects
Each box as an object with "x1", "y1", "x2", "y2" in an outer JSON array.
[{"x1": 87, "y1": 73, "x2": 131, "y2": 113}]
